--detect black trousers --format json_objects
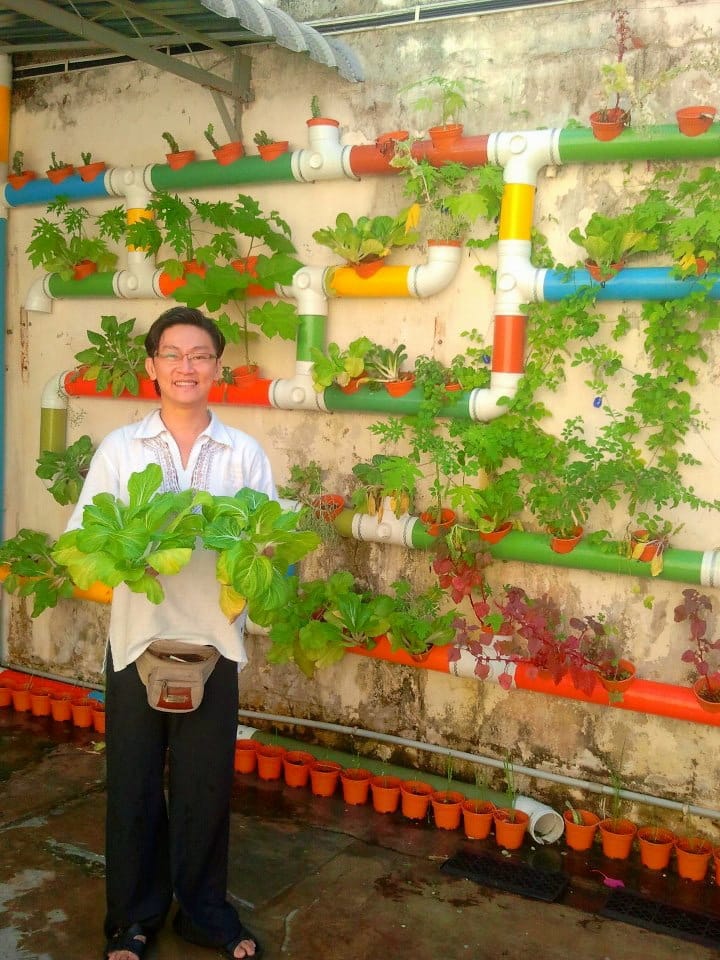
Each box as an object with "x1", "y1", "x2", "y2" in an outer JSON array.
[{"x1": 104, "y1": 648, "x2": 242, "y2": 946}]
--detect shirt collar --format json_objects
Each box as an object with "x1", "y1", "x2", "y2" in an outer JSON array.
[{"x1": 133, "y1": 408, "x2": 234, "y2": 446}]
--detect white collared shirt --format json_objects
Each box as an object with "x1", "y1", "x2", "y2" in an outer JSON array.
[{"x1": 66, "y1": 409, "x2": 277, "y2": 671}]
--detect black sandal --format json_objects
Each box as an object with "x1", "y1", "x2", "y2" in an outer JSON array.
[
  {"x1": 222, "y1": 924, "x2": 263, "y2": 959},
  {"x1": 103, "y1": 922, "x2": 149, "y2": 959}
]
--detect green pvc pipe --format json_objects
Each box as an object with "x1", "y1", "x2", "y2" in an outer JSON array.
[
  {"x1": 149, "y1": 156, "x2": 295, "y2": 192},
  {"x1": 410, "y1": 522, "x2": 444, "y2": 550},
  {"x1": 488, "y1": 531, "x2": 706, "y2": 585},
  {"x1": 296, "y1": 314, "x2": 327, "y2": 362},
  {"x1": 47, "y1": 272, "x2": 116, "y2": 298},
  {"x1": 333, "y1": 509, "x2": 355, "y2": 538},
  {"x1": 39, "y1": 407, "x2": 68, "y2": 456},
  {"x1": 558, "y1": 123, "x2": 720, "y2": 164},
  {"x1": 325, "y1": 384, "x2": 472, "y2": 418}
]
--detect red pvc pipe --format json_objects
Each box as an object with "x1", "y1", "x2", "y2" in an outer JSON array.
[
  {"x1": 492, "y1": 315, "x2": 526, "y2": 374},
  {"x1": 347, "y1": 135, "x2": 490, "y2": 177},
  {"x1": 63, "y1": 370, "x2": 273, "y2": 407},
  {"x1": 349, "y1": 635, "x2": 452, "y2": 673}
]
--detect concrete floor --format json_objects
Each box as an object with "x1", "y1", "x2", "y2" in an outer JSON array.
[{"x1": 1, "y1": 706, "x2": 719, "y2": 960}]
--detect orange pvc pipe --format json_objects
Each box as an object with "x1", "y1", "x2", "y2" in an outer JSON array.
[
  {"x1": 347, "y1": 135, "x2": 490, "y2": 177},
  {"x1": 63, "y1": 370, "x2": 272, "y2": 408},
  {"x1": 349, "y1": 634, "x2": 451, "y2": 673},
  {"x1": 492, "y1": 315, "x2": 526, "y2": 374},
  {"x1": 326, "y1": 265, "x2": 410, "y2": 298},
  {"x1": 0, "y1": 565, "x2": 111, "y2": 605},
  {"x1": 498, "y1": 182, "x2": 536, "y2": 241}
]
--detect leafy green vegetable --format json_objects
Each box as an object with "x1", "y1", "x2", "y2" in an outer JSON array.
[
  {"x1": 0, "y1": 529, "x2": 75, "y2": 616},
  {"x1": 36, "y1": 434, "x2": 95, "y2": 505}
]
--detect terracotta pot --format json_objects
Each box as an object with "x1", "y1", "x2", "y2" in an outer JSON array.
[
  {"x1": 258, "y1": 140, "x2": 289, "y2": 161},
  {"x1": 598, "y1": 818, "x2": 637, "y2": 859},
  {"x1": 589, "y1": 108, "x2": 628, "y2": 142},
  {"x1": 462, "y1": 799, "x2": 496, "y2": 840},
  {"x1": 309, "y1": 760, "x2": 343, "y2": 797},
  {"x1": 282, "y1": 751, "x2": 315, "y2": 788},
  {"x1": 311, "y1": 494, "x2": 345, "y2": 522},
  {"x1": 431, "y1": 790, "x2": 465, "y2": 830},
  {"x1": 12, "y1": 687, "x2": 32, "y2": 712},
  {"x1": 598, "y1": 659, "x2": 636, "y2": 694},
  {"x1": 213, "y1": 141, "x2": 245, "y2": 165},
  {"x1": 30, "y1": 689, "x2": 52, "y2": 717},
  {"x1": 549, "y1": 525, "x2": 583, "y2": 554},
  {"x1": 691, "y1": 677, "x2": 720, "y2": 712},
  {"x1": 7, "y1": 171, "x2": 37, "y2": 190},
  {"x1": 563, "y1": 808, "x2": 600, "y2": 851},
  {"x1": 675, "y1": 837, "x2": 713, "y2": 881},
  {"x1": 78, "y1": 161, "x2": 106, "y2": 182},
  {"x1": 50, "y1": 696, "x2": 73, "y2": 722},
  {"x1": 400, "y1": 780, "x2": 434, "y2": 820},
  {"x1": 637, "y1": 826, "x2": 675, "y2": 870},
  {"x1": 234, "y1": 740, "x2": 258, "y2": 774},
  {"x1": 384, "y1": 374, "x2": 415, "y2": 397},
  {"x1": 428, "y1": 123, "x2": 464, "y2": 148},
  {"x1": 370, "y1": 775, "x2": 402, "y2": 814},
  {"x1": 46, "y1": 165, "x2": 75, "y2": 183},
  {"x1": 71, "y1": 698, "x2": 95, "y2": 728},
  {"x1": 493, "y1": 808, "x2": 529, "y2": 850},
  {"x1": 676, "y1": 105, "x2": 716, "y2": 137},
  {"x1": 419, "y1": 508, "x2": 456, "y2": 537},
  {"x1": 478, "y1": 520, "x2": 512, "y2": 545},
  {"x1": 72, "y1": 259, "x2": 98, "y2": 281},
  {"x1": 585, "y1": 259, "x2": 625, "y2": 282},
  {"x1": 340, "y1": 768, "x2": 372, "y2": 805},
  {"x1": 92, "y1": 703, "x2": 106, "y2": 734},
  {"x1": 166, "y1": 150, "x2": 196, "y2": 170},
  {"x1": 255, "y1": 744, "x2": 286, "y2": 780}
]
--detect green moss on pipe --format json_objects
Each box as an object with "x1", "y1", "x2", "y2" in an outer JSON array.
[{"x1": 39, "y1": 407, "x2": 68, "y2": 456}]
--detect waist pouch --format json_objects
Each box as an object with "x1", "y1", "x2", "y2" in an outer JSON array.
[{"x1": 135, "y1": 640, "x2": 220, "y2": 713}]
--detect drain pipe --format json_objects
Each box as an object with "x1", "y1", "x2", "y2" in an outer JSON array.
[{"x1": 238, "y1": 709, "x2": 720, "y2": 822}]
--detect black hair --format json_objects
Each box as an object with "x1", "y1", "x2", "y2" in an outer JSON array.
[{"x1": 144, "y1": 306, "x2": 225, "y2": 358}]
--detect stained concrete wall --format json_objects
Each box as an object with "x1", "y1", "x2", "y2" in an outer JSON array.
[{"x1": 3, "y1": 0, "x2": 720, "y2": 830}]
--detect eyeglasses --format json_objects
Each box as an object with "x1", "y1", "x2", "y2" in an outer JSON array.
[{"x1": 155, "y1": 352, "x2": 218, "y2": 365}]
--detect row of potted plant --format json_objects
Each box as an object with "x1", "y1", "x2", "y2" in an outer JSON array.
[{"x1": 0, "y1": 675, "x2": 105, "y2": 731}]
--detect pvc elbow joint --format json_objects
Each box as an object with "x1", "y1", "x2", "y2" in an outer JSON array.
[
  {"x1": 24, "y1": 276, "x2": 53, "y2": 313},
  {"x1": 269, "y1": 370, "x2": 328, "y2": 411},
  {"x1": 292, "y1": 122, "x2": 355, "y2": 183},
  {"x1": 278, "y1": 266, "x2": 329, "y2": 316},
  {"x1": 408, "y1": 243, "x2": 463, "y2": 298},
  {"x1": 352, "y1": 503, "x2": 417, "y2": 547}
]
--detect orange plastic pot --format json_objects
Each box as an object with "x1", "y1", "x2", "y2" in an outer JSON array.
[
  {"x1": 585, "y1": 259, "x2": 624, "y2": 282},
  {"x1": 400, "y1": 780, "x2": 434, "y2": 820},
  {"x1": 428, "y1": 123, "x2": 463, "y2": 148},
  {"x1": 692, "y1": 677, "x2": 720, "y2": 713},
  {"x1": 598, "y1": 818, "x2": 637, "y2": 859},
  {"x1": 0, "y1": 682, "x2": 13, "y2": 708},
  {"x1": 30, "y1": 689, "x2": 53, "y2": 717},
  {"x1": 339, "y1": 375, "x2": 366, "y2": 395},
  {"x1": 462, "y1": 799, "x2": 496, "y2": 840},
  {"x1": 637, "y1": 826, "x2": 675, "y2": 870},
  {"x1": 431, "y1": 790, "x2": 465, "y2": 831},
  {"x1": 713, "y1": 847, "x2": 720, "y2": 885},
  {"x1": 370, "y1": 775, "x2": 402, "y2": 814},
  {"x1": 258, "y1": 140, "x2": 289, "y2": 161},
  {"x1": 255, "y1": 744, "x2": 286, "y2": 780},
  {"x1": 589, "y1": 108, "x2": 628, "y2": 141},
  {"x1": 493, "y1": 808, "x2": 529, "y2": 850},
  {"x1": 563, "y1": 809, "x2": 600, "y2": 852},
  {"x1": 629, "y1": 530, "x2": 661, "y2": 562},
  {"x1": 7, "y1": 171, "x2": 37, "y2": 190},
  {"x1": 50, "y1": 696, "x2": 73, "y2": 722},
  {"x1": 92, "y1": 703, "x2": 106, "y2": 734},
  {"x1": 676, "y1": 105, "x2": 716, "y2": 137},
  {"x1": 340, "y1": 768, "x2": 372, "y2": 805},
  {"x1": 72, "y1": 260, "x2": 98, "y2": 281},
  {"x1": 384, "y1": 375, "x2": 415, "y2": 397},
  {"x1": 46, "y1": 165, "x2": 75, "y2": 183},
  {"x1": 353, "y1": 257, "x2": 386, "y2": 278},
  {"x1": 479, "y1": 521, "x2": 512, "y2": 545},
  {"x1": 234, "y1": 740, "x2": 258, "y2": 774},
  {"x1": 78, "y1": 161, "x2": 106, "y2": 182},
  {"x1": 282, "y1": 751, "x2": 315, "y2": 788},
  {"x1": 311, "y1": 494, "x2": 345, "y2": 522},
  {"x1": 213, "y1": 141, "x2": 245, "y2": 165},
  {"x1": 675, "y1": 837, "x2": 713, "y2": 881},
  {"x1": 71, "y1": 698, "x2": 95, "y2": 728},
  {"x1": 549, "y1": 526, "x2": 583, "y2": 554},
  {"x1": 166, "y1": 150, "x2": 196, "y2": 170},
  {"x1": 598, "y1": 659, "x2": 636, "y2": 694},
  {"x1": 12, "y1": 687, "x2": 32, "y2": 712},
  {"x1": 419, "y1": 508, "x2": 456, "y2": 537},
  {"x1": 309, "y1": 760, "x2": 343, "y2": 797}
]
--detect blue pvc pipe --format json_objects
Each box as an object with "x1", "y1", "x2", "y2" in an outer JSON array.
[
  {"x1": 2, "y1": 173, "x2": 111, "y2": 207},
  {"x1": 543, "y1": 266, "x2": 720, "y2": 302}
]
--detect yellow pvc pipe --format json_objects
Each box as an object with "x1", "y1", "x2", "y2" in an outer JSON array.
[
  {"x1": 126, "y1": 207, "x2": 155, "y2": 253},
  {"x1": 498, "y1": 182, "x2": 536, "y2": 242},
  {"x1": 326, "y1": 265, "x2": 411, "y2": 298},
  {"x1": 0, "y1": 84, "x2": 9, "y2": 165}
]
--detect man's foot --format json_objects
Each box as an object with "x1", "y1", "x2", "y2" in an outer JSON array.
[
  {"x1": 223, "y1": 925, "x2": 262, "y2": 959},
  {"x1": 104, "y1": 924, "x2": 147, "y2": 960}
]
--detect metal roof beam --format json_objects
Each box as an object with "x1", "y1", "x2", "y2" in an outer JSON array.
[
  {"x1": 106, "y1": 0, "x2": 234, "y2": 55},
  {"x1": 0, "y1": 0, "x2": 244, "y2": 97}
]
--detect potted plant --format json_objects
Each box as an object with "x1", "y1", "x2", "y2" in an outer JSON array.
[
  {"x1": 35, "y1": 434, "x2": 95, "y2": 505},
  {"x1": 597, "y1": 759, "x2": 636, "y2": 859},
  {"x1": 676, "y1": 105, "x2": 717, "y2": 137},
  {"x1": 312, "y1": 212, "x2": 418, "y2": 276},
  {"x1": 310, "y1": 336, "x2": 374, "y2": 393},
  {"x1": 448, "y1": 469, "x2": 523, "y2": 543},
  {"x1": 492, "y1": 757, "x2": 529, "y2": 850},
  {"x1": 569, "y1": 210, "x2": 659, "y2": 281},
  {"x1": 673, "y1": 587, "x2": 720, "y2": 711},
  {"x1": 307, "y1": 95, "x2": 339, "y2": 128},
  {"x1": 666, "y1": 166, "x2": 720, "y2": 275},
  {"x1": 77, "y1": 151, "x2": 106, "y2": 183},
  {"x1": 363, "y1": 343, "x2": 415, "y2": 395},
  {"x1": 45, "y1": 150, "x2": 74, "y2": 183},
  {"x1": 626, "y1": 513, "x2": 681, "y2": 576},
  {"x1": 0, "y1": 528, "x2": 76, "y2": 616},
  {"x1": 253, "y1": 130, "x2": 289, "y2": 161},
  {"x1": 8, "y1": 150, "x2": 37, "y2": 190},
  {"x1": 400, "y1": 74, "x2": 483, "y2": 147},
  {"x1": 385, "y1": 578, "x2": 456, "y2": 659},
  {"x1": 563, "y1": 800, "x2": 600, "y2": 852},
  {"x1": 637, "y1": 824, "x2": 676, "y2": 870},
  {"x1": 277, "y1": 460, "x2": 344, "y2": 532},
  {"x1": 72, "y1": 314, "x2": 148, "y2": 397},
  {"x1": 588, "y1": 8, "x2": 637, "y2": 140},
  {"x1": 26, "y1": 196, "x2": 123, "y2": 281},
  {"x1": 350, "y1": 454, "x2": 423, "y2": 521},
  {"x1": 204, "y1": 122, "x2": 244, "y2": 165},
  {"x1": 161, "y1": 131, "x2": 196, "y2": 170}
]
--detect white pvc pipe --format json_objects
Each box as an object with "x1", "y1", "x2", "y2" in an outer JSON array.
[
  {"x1": 352, "y1": 498, "x2": 417, "y2": 546},
  {"x1": 291, "y1": 121, "x2": 356, "y2": 184},
  {"x1": 486, "y1": 128, "x2": 559, "y2": 185},
  {"x1": 276, "y1": 265, "x2": 330, "y2": 318},
  {"x1": 468, "y1": 373, "x2": 521, "y2": 422},
  {"x1": 407, "y1": 242, "x2": 463, "y2": 298},
  {"x1": 268, "y1": 364, "x2": 328, "y2": 411}
]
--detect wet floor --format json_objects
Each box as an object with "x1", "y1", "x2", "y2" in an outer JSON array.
[{"x1": 1, "y1": 706, "x2": 718, "y2": 959}]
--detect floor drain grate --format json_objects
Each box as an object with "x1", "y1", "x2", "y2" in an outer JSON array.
[
  {"x1": 441, "y1": 851, "x2": 568, "y2": 903},
  {"x1": 600, "y1": 888, "x2": 720, "y2": 948}
]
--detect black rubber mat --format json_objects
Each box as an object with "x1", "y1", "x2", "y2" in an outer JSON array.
[
  {"x1": 441, "y1": 851, "x2": 568, "y2": 902},
  {"x1": 600, "y1": 888, "x2": 720, "y2": 949}
]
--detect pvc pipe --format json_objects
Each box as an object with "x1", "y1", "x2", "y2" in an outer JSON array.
[
  {"x1": 0, "y1": 565, "x2": 111, "y2": 604},
  {"x1": 558, "y1": 124, "x2": 720, "y2": 165},
  {"x1": 3, "y1": 172, "x2": 111, "y2": 207},
  {"x1": 352, "y1": 500, "x2": 417, "y2": 546},
  {"x1": 292, "y1": 121, "x2": 354, "y2": 184},
  {"x1": 40, "y1": 372, "x2": 71, "y2": 455},
  {"x1": 277, "y1": 267, "x2": 330, "y2": 318},
  {"x1": 543, "y1": 266, "x2": 720, "y2": 302},
  {"x1": 268, "y1": 368, "x2": 328, "y2": 412},
  {"x1": 238, "y1": 709, "x2": 720, "y2": 821},
  {"x1": 149, "y1": 155, "x2": 295, "y2": 191},
  {"x1": 323, "y1": 242, "x2": 462, "y2": 300},
  {"x1": 487, "y1": 129, "x2": 558, "y2": 185},
  {"x1": 513, "y1": 795, "x2": 564, "y2": 844}
]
